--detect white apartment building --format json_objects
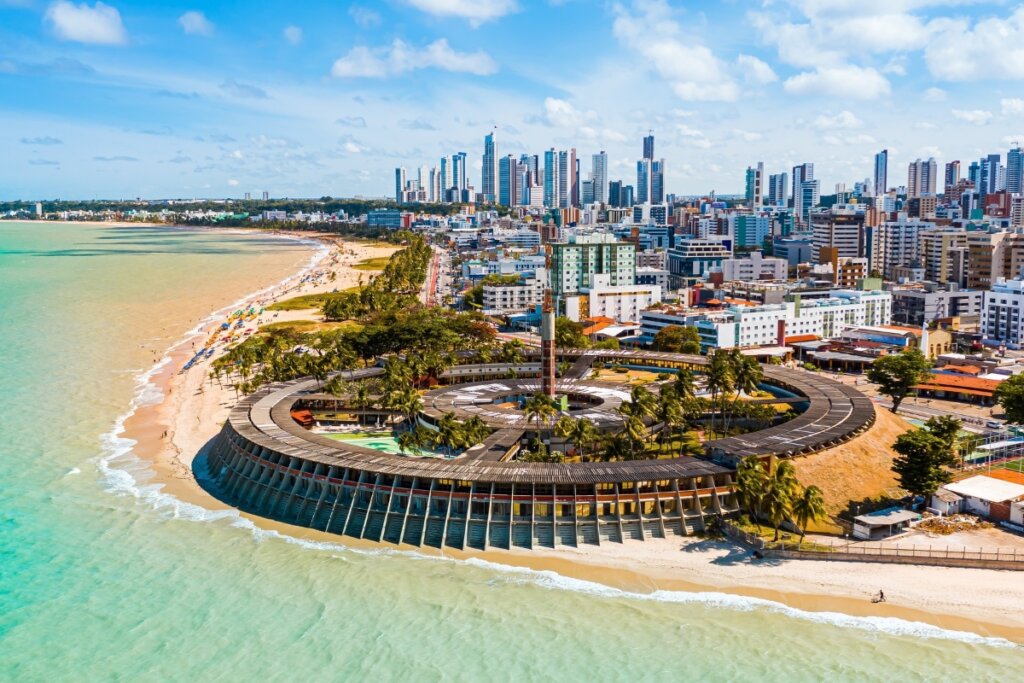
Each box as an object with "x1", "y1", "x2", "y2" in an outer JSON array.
[
  {"x1": 695, "y1": 290, "x2": 892, "y2": 350},
  {"x1": 564, "y1": 274, "x2": 661, "y2": 323},
  {"x1": 718, "y1": 251, "x2": 788, "y2": 282},
  {"x1": 866, "y1": 216, "x2": 934, "y2": 279},
  {"x1": 983, "y1": 278, "x2": 1024, "y2": 345},
  {"x1": 919, "y1": 229, "x2": 968, "y2": 284},
  {"x1": 482, "y1": 279, "x2": 546, "y2": 315}
]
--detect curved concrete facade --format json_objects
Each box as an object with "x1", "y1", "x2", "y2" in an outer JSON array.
[{"x1": 204, "y1": 350, "x2": 875, "y2": 550}]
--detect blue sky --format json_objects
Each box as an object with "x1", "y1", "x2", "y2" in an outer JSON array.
[{"x1": 2, "y1": 0, "x2": 1024, "y2": 200}]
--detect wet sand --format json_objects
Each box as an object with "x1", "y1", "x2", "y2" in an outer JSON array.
[{"x1": 120, "y1": 229, "x2": 1024, "y2": 644}]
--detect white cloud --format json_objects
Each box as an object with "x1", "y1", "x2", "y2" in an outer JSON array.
[
  {"x1": 783, "y1": 66, "x2": 891, "y2": 99},
  {"x1": 331, "y1": 39, "x2": 497, "y2": 78},
  {"x1": 737, "y1": 54, "x2": 777, "y2": 84},
  {"x1": 539, "y1": 97, "x2": 597, "y2": 128},
  {"x1": 1002, "y1": 98, "x2": 1024, "y2": 116},
  {"x1": 925, "y1": 8, "x2": 1024, "y2": 80},
  {"x1": 405, "y1": 0, "x2": 517, "y2": 26},
  {"x1": 283, "y1": 25, "x2": 302, "y2": 45},
  {"x1": 613, "y1": 0, "x2": 739, "y2": 102},
  {"x1": 813, "y1": 110, "x2": 863, "y2": 130},
  {"x1": 732, "y1": 128, "x2": 763, "y2": 142},
  {"x1": 951, "y1": 109, "x2": 992, "y2": 126},
  {"x1": 45, "y1": 1, "x2": 126, "y2": 45},
  {"x1": 227, "y1": 178, "x2": 239, "y2": 186},
  {"x1": 178, "y1": 10, "x2": 213, "y2": 37},
  {"x1": 348, "y1": 6, "x2": 381, "y2": 28},
  {"x1": 675, "y1": 124, "x2": 711, "y2": 149},
  {"x1": 923, "y1": 87, "x2": 947, "y2": 102}
]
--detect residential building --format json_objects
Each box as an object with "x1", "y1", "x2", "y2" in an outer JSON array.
[
  {"x1": 481, "y1": 130, "x2": 497, "y2": 203},
  {"x1": 983, "y1": 278, "x2": 1024, "y2": 345},
  {"x1": 772, "y1": 236, "x2": 813, "y2": 267},
  {"x1": 891, "y1": 282, "x2": 983, "y2": 326},
  {"x1": 810, "y1": 204, "x2": 865, "y2": 262},
  {"x1": 920, "y1": 229, "x2": 968, "y2": 284},
  {"x1": 874, "y1": 149, "x2": 888, "y2": 196},
  {"x1": 636, "y1": 249, "x2": 667, "y2": 269},
  {"x1": 865, "y1": 216, "x2": 933, "y2": 279},
  {"x1": 634, "y1": 267, "x2": 669, "y2": 292},
  {"x1": 907, "y1": 158, "x2": 937, "y2": 198},
  {"x1": 792, "y1": 162, "x2": 816, "y2": 225},
  {"x1": 564, "y1": 274, "x2": 661, "y2": 323},
  {"x1": 945, "y1": 161, "x2": 961, "y2": 199},
  {"x1": 767, "y1": 172, "x2": 788, "y2": 207},
  {"x1": 967, "y1": 231, "x2": 1011, "y2": 289},
  {"x1": 745, "y1": 162, "x2": 764, "y2": 208},
  {"x1": 667, "y1": 238, "x2": 734, "y2": 285},
  {"x1": 1008, "y1": 146, "x2": 1024, "y2": 195},
  {"x1": 550, "y1": 234, "x2": 636, "y2": 296},
  {"x1": 482, "y1": 275, "x2": 546, "y2": 316},
  {"x1": 718, "y1": 251, "x2": 788, "y2": 282},
  {"x1": 592, "y1": 151, "x2": 608, "y2": 204},
  {"x1": 731, "y1": 213, "x2": 770, "y2": 249}
]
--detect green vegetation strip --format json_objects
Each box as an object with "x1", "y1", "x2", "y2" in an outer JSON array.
[{"x1": 267, "y1": 287, "x2": 361, "y2": 311}]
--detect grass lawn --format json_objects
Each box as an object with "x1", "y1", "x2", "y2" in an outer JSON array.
[
  {"x1": 259, "y1": 320, "x2": 363, "y2": 334},
  {"x1": 590, "y1": 368, "x2": 662, "y2": 385},
  {"x1": 998, "y1": 457, "x2": 1024, "y2": 473},
  {"x1": 266, "y1": 287, "x2": 361, "y2": 311},
  {"x1": 352, "y1": 256, "x2": 392, "y2": 271}
]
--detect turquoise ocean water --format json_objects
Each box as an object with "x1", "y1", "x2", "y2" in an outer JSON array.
[{"x1": 1, "y1": 222, "x2": 1022, "y2": 681}]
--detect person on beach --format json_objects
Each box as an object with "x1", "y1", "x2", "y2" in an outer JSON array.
[{"x1": 876, "y1": 590, "x2": 886, "y2": 603}]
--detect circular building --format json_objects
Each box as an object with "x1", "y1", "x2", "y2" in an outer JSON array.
[{"x1": 204, "y1": 349, "x2": 874, "y2": 550}]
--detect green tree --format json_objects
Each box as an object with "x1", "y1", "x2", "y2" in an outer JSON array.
[
  {"x1": 891, "y1": 428, "x2": 957, "y2": 497},
  {"x1": 523, "y1": 393, "x2": 558, "y2": 447},
  {"x1": 652, "y1": 325, "x2": 702, "y2": 354},
  {"x1": 866, "y1": 348, "x2": 932, "y2": 413},
  {"x1": 706, "y1": 350, "x2": 734, "y2": 437},
  {"x1": 995, "y1": 373, "x2": 1024, "y2": 424},
  {"x1": 735, "y1": 456, "x2": 768, "y2": 531},
  {"x1": 791, "y1": 485, "x2": 827, "y2": 544},
  {"x1": 764, "y1": 459, "x2": 799, "y2": 541},
  {"x1": 554, "y1": 316, "x2": 590, "y2": 349}
]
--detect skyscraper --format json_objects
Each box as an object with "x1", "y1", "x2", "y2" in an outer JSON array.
[
  {"x1": 768, "y1": 172, "x2": 788, "y2": 207},
  {"x1": 651, "y1": 159, "x2": 665, "y2": 204},
  {"x1": 907, "y1": 158, "x2": 937, "y2": 198},
  {"x1": 745, "y1": 162, "x2": 764, "y2": 208},
  {"x1": 482, "y1": 129, "x2": 497, "y2": 203},
  {"x1": 591, "y1": 151, "x2": 608, "y2": 204},
  {"x1": 544, "y1": 148, "x2": 559, "y2": 208},
  {"x1": 944, "y1": 161, "x2": 961, "y2": 198},
  {"x1": 980, "y1": 153, "x2": 1001, "y2": 198},
  {"x1": 874, "y1": 149, "x2": 888, "y2": 196},
  {"x1": 498, "y1": 154, "x2": 518, "y2": 207},
  {"x1": 636, "y1": 159, "x2": 651, "y2": 204},
  {"x1": 609, "y1": 180, "x2": 623, "y2": 207},
  {"x1": 395, "y1": 167, "x2": 406, "y2": 203},
  {"x1": 1007, "y1": 145, "x2": 1023, "y2": 195},
  {"x1": 643, "y1": 132, "x2": 654, "y2": 161},
  {"x1": 792, "y1": 163, "x2": 814, "y2": 224}
]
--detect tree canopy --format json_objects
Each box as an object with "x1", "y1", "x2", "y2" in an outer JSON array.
[
  {"x1": 866, "y1": 348, "x2": 932, "y2": 413},
  {"x1": 891, "y1": 422, "x2": 958, "y2": 497},
  {"x1": 651, "y1": 325, "x2": 702, "y2": 354},
  {"x1": 995, "y1": 373, "x2": 1024, "y2": 424}
]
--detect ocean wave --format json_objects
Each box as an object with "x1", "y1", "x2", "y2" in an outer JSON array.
[{"x1": 460, "y1": 557, "x2": 1019, "y2": 649}]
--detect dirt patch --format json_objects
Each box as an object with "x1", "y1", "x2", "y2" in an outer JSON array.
[{"x1": 792, "y1": 405, "x2": 914, "y2": 524}]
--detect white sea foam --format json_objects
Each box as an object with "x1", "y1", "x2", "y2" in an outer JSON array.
[{"x1": 460, "y1": 557, "x2": 1019, "y2": 649}]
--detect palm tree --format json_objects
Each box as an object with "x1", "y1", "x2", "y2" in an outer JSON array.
[
  {"x1": 727, "y1": 355, "x2": 763, "y2": 432},
  {"x1": 791, "y1": 485, "x2": 828, "y2": 545},
  {"x1": 629, "y1": 385, "x2": 658, "y2": 421},
  {"x1": 655, "y1": 386, "x2": 683, "y2": 451},
  {"x1": 735, "y1": 456, "x2": 768, "y2": 531},
  {"x1": 395, "y1": 386, "x2": 423, "y2": 427},
  {"x1": 674, "y1": 368, "x2": 697, "y2": 402},
  {"x1": 763, "y1": 458, "x2": 800, "y2": 542},
  {"x1": 437, "y1": 412, "x2": 463, "y2": 456},
  {"x1": 569, "y1": 417, "x2": 598, "y2": 461},
  {"x1": 705, "y1": 351, "x2": 734, "y2": 438},
  {"x1": 523, "y1": 393, "x2": 557, "y2": 448}
]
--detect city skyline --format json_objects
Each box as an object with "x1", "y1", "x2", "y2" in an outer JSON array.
[{"x1": 2, "y1": 0, "x2": 1024, "y2": 199}]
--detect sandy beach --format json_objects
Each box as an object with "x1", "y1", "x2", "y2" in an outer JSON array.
[{"x1": 120, "y1": 228, "x2": 1024, "y2": 644}]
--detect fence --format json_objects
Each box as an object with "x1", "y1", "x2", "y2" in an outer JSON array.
[{"x1": 719, "y1": 520, "x2": 1024, "y2": 570}]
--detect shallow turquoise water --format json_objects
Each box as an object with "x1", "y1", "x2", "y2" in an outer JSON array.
[{"x1": 1, "y1": 223, "x2": 1023, "y2": 681}]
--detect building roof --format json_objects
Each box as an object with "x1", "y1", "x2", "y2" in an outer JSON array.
[
  {"x1": 933, "y1": 489, "x2": 963, "y2": 503},
  {"x1": 854, "y1": 508, "x2": 921, "y2": 526},
  {"x1": 913, "y1": 373, "x2": 1001, "y2": 396},
  {"x1": 785, "y1": 334, "x2": 820, "y2": 344},
  {"x1": 941, "y1": 364, "x2": 983, "y2": 376},
  {"x1": 986, "y1": 469, "x2": 1024, "y2": 486},
  {"x1": 944, "y1": 475, "x2": 1024, "y2": 503}
]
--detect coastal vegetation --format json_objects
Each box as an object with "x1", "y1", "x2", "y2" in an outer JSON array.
[
  {"x1": 995, "y1": 373, "x2": 1024, "y2": 424},
  {"x1": 890, "y1": 416, "x2": 963, "y2": 497},
  {"x1": 735, "y1": 456, "x2": 828, "y2": 543},
  {"x1": 651, "y1": 325, "x2": 702, "y2": 354}
]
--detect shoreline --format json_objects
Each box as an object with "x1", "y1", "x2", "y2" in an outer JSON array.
[{"x1": 109, "y1": 226, "x2": 1024, "y2": 646}]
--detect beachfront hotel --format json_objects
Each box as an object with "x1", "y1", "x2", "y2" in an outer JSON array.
[{"x1": 205, "y1": 348, "x2": 874, "y2": 549}]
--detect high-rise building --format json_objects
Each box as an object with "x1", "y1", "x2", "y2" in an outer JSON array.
[
  {"x1": 551, "y1": 234, "x2": 636, "y2": 296},
  {"x1": 980, "y1": 153, "x2": 1001, "y2": 198},
  {"x1": 543, "y1": 149, "x2": 559, "y2": 208},
  {"x1": 874, "y1": 150, "x2": 888, "y2": 196},
  {"x1": 452, "y1": 152, "x2": 468, "y2": 192},
  {"x1": 498, "y1": 154, "x2": 517, "y2": 207},
  {"x1": 810, "y1": 205, "x2": 866, "y2": 263},
  {"x1": 440, "y1": 156, "x2": 451, "y2": 194},
  {"x1": 745, "y1": 162, "x2": 764, "y2": 208},
  {"x1": 636, "y1": 159, "x2": 651, "y2": 204},
  {"x1": 243, "y1": 192, "x2": 251, "y2": 200},
  {"x1": 557, "y1": 150, "x2": 575, "y2": 208},
  {"x1": 651, "y1": 160, "x2": 665, "y2": 204},
  {"x1": 1007, "y1": 145, "x2": 1024, "y2": 195},
  {"x1": 261, "y1": 191, "x2": 269, "y2": 201},
  {"x1": 907, "y1": 158, "x2": 937, "y2": 198},
  {"x1": 643, "y1": 132, "x2": 654, "y2": 161},
  {"x1": 394, "y1": 167, "x2": 406, "y2": 203},
  {"x1": 481, "y1": 130, "x2": 497, "y2": 203},
  {"x1": 591, "y1": 151, "x2": 608, "y2": 204},
  {"x1": 944, "y1": 161, "x2": 961, "y2": 199},
  {"x1": 792, "y1": 163, "x2": 816, "y2": 225},
  {"x1": 767, "y1": 172, "x2": 788, "y2": 207},
  {"x1": 608, "y1": 180, "x2": 623, "y2": 208},
  {"x1": 581, "y1": 179, "x2": 594, "y2": 205}
]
